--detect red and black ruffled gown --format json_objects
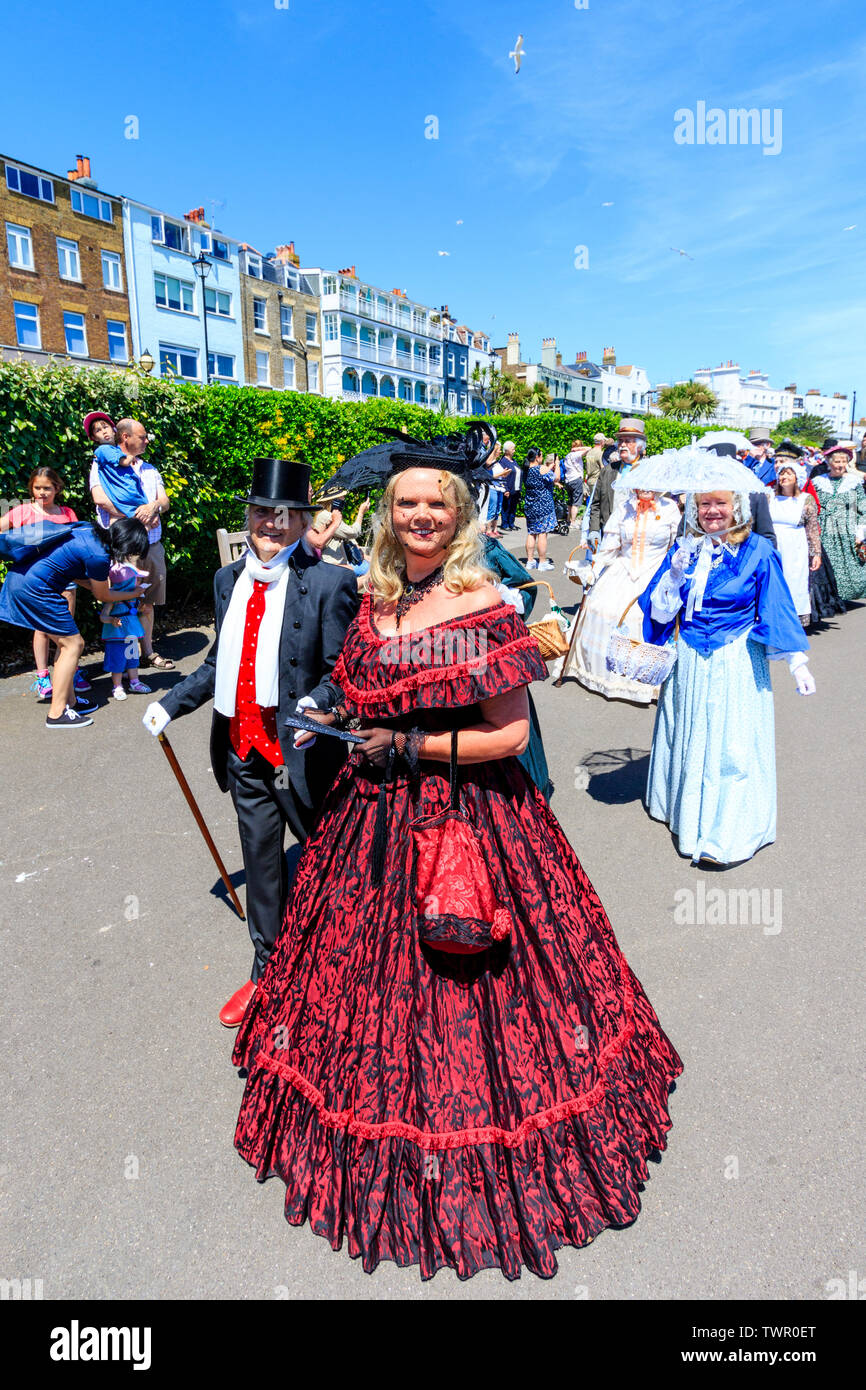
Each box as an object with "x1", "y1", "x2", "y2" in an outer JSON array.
[{"x1": 232, "y1": 596, "x2": 682, "y2": 1280}]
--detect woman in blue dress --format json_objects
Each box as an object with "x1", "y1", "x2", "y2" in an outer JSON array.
[
  {"x1": 0, "y1": 518, "x2": 149, "y2": 729},
  {"x1": 522, "y1": 447, "x2": 559, "y2": 571},
  {"x1": 638, "y1": 490, "x2": 815, "y2": 866}
]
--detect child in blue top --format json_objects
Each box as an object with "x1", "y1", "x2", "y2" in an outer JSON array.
[{"x1": 101, "y1": 554, "x2": 151, "y2": 702}]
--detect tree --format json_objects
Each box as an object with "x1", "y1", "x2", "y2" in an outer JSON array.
[
  {"x1": 772, "y1": 414, "x2": 831, "y2": 445},
  {"x1": 528, "y1": 381, "x2": 551, "y2": 414},
  {"x1": 657, "y1": 381, "x2": 718, "y2": 423},
  {"x1": 470, "y1": 360, "x2": 513, "y2": 415}
]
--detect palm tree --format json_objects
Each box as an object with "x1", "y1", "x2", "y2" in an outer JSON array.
[
  {"x1": 657, "y1": 381, "x2": 718, "y2": 423},
  {"x1": 528, "y1": 381, "x2": 551, "y2": 414}
]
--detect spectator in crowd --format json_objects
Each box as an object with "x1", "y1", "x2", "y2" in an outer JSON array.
[
  {"x1": 523, "y1": 446, "x2": 559, "y2": 570},
  {"x1": 498, "y1": 440, "x2": 521, "y2": 531},
  {"x1": 483, "y1": 441, "x2": 509, "y2": 538},
  {"x1": 583, "y1": 432, "x2": 610, "y2": 500},
  {"x1": 0, "y1": 517, "x2": 149, "y2": 730},
  {"x1": 88, "y1": 416, "x2": 174, "y2": 670},
  {"x1": 561, "y1": 439, "x2": 589, "y2": 529},
  {"x1": 0, "y1": 467, "x2": 91, "y2": 701}
]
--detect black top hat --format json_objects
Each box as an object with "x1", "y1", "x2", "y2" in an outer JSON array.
[
  {"x1": 821, "y1": 437, "x2": 839, "y2": 452},
  {"x1": 241, "y1": 458, "x2": 311, "y2": 510},
  {"x1": 774, "y1": 438, "x2": 804, "y2": 459},
  {"x1": 706, "y1": 441, "x2": 738, "y2": 459}
]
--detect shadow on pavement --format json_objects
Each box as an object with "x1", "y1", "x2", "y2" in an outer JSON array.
[{"x1": 581, "y1": 747, "x2": 651, "y2": 804}]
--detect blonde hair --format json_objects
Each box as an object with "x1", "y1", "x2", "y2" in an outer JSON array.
[
  {"x1": 368, "y1": 470, "x2": 494, "y2": 604},
  {"x1": 690, "y1": 491, "x2": 752, "y2": 547}
]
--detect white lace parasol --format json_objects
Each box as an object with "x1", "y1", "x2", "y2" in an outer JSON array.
[{"x1": 613, "y1": 443, "x2": 766, "y2": 494}]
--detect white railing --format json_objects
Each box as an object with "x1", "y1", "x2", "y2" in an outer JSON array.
[
  {"x1": 395, "y1": 350, "x2": 412, "y2": 368},
  {"x1": 340, "y1": 389, "x2": 361, "y2": 401},
  {"x1": 339, "y1": 291, "x2": 357, "y2": 311},
  {"x1": 359, "y1": 340, "x2": 377, "y2": 362}
]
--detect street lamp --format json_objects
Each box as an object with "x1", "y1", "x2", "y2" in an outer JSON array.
[
  {"x1": 487, "y1": 348, "x2": 499, "y2": 416},
  {"x1": 192, "y1": 252, "x2": 212, "y2": 384},
  {"x1": 138, "y1": 348, "x2": 155, "y2": 375}
]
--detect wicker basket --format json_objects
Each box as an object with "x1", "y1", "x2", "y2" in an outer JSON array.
[
  {"x1": 564, "y1": 544, "x2": 589, "y2": 586},
  {"x1": 514, "y1": 580, "x2": 570, "y2": 660},
  {"x1": 605, "y1": 594, "x2": 679, "y2": 686}
]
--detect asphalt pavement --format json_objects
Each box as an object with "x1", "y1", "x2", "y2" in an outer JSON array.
[{"x1": 1, "y1": 522, "x2": 864, "y2": 1301}]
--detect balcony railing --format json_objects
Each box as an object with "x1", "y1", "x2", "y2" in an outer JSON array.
[
  {"x1": 395, "y1": 350, "x2": 412, "y2": 369},
  {"x1": 358, "y1": 340, "x2": 378, "y2": 362},
  {"x1": 339, "y1": 290, "x2": 357, "y2": 311}
]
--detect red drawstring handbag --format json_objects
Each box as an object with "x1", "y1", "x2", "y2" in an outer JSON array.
[{"x1": 410, "y1": 731, "x2": 512, "y2": 955}]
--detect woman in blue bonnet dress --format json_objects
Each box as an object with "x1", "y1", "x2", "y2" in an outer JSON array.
[{"x1": 639, "y1": 490, "x2": 815, "y2": 866}]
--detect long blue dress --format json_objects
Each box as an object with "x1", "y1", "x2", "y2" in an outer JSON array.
[
  {"x1": 0, "y1": 526, "x2": 109, "y2": 635},
  {"x1": 638, "y1": 533, "x2": 808, "y2": 865}
]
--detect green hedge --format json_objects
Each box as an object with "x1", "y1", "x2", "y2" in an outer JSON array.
[{"x1": 0, "y1": 359, "x2": 704, "y2": 617}]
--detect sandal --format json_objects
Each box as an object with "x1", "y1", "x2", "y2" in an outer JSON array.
[{"x1": 141, "y1": 652, "x2": 175, "y2": 670}]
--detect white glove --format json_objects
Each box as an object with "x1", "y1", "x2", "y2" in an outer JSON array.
[
  {"x1": 669, "y1": 539, "x2": 693, "y2": 577},
  {"x1": 794, "y1": 667, "x2": 816, "y2": 696},
  {"x1": 496, "y1": 583, "x2": 523, "y2": 612},
  {"x1": 143, "y1": 702, "x2": 171, "y2": 736},
  {"x1": 293, "y1": 696, "x2": 319, "y2": 748}
]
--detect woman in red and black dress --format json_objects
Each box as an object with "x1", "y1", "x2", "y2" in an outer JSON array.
[{"x1": 232, "y1": 439, "x2": 682, "y2": 1280}]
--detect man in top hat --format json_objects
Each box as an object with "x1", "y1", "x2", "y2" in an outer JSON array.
[
  {"x1": 588, "y1": 417, "x2": 646, "y2": 542},
  {"x1": 142, "y1": 458, "x2": 360, "y2": 1026},
  {"x1": 743, "y1": 427, "x2": 776, "y2": 486}
]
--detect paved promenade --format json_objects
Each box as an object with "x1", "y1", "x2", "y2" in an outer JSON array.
[{"x1": 1, "y1": 525, "x2": 863, "y2": 1300}]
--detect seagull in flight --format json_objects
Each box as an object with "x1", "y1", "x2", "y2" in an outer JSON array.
[
  {"x1": 843, "y1": 224, "x2": 856, "y2": 231},
  {"x1": 601, "y1": 201, "x2": 614, "y2": 207},
  {"x1": 456, "y1": 219, "x2": 464, "y2": 225},
  {"x1": 670, "y1": 246, "x2": 694, "y2": 259},
  {"x1": 509, "y1": 35, "x2": 525, "y2": 72},
  {"x1": 437, "y1": 250, "x2": 450, "y2": 256}
]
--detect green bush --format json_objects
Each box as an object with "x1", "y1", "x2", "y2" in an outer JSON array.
[{"x1": 0, "y1": 359, "x2": 705, "y2": 630}]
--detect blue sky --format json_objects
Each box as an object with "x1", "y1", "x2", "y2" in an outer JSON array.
[{"x1": 3, "y1": 0, "x2": 864, "y2": 415}]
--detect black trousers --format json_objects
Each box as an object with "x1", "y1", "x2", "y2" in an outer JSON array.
[
  {"x1": 501, "y1": 491, "x2": 519, "y2": 528},
  {"x1": 226, "y1": 745, "x2": 317, "y2": 983}
]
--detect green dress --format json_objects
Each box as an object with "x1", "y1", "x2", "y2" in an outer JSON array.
[{"x1": 814, "y1": 474, "x2": 866, "y2": 602}]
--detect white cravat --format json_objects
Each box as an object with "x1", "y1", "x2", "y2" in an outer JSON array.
[{"x1": 213, "y1": 539, "x2": 299, "y2": 717}]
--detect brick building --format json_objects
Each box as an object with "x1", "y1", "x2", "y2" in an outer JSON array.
[
  {"x1": 1, "y1": 153, "x2": 131, "y2": 369},
  {"x1": 237, "y1": 242, "x2": 322, "y2": 392}
]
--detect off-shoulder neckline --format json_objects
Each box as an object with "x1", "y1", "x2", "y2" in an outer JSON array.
[{"x1": 362, "y1": 593, "x2": 513, "y2": 643}]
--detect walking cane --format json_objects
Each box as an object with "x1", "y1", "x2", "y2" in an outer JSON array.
[
  {"x1": 553, "y1": 583, "x2": 591, "y2": 688},
  {"x1": 157, "y1": 733, "x2": 246, "y2": 920}
]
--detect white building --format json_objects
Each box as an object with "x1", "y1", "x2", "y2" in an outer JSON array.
[
  {"x1": 693, "y1": 361, "x2": 851, "y2": 435},
  {"x1": 122, "y1": 199, "x2": 244, "y2": 385},
  {"x1": 596, "y1": 348, "x2": 651, "y2": 416},
  {"x1": 301, "y1": 265, "x2": 443, "y2": 406}
]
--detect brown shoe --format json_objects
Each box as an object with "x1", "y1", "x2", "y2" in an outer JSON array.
[{"x1": 219, "y1": 978, "x2": 256, "y2": 1028}]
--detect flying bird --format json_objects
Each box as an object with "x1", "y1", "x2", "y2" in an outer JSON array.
[
  {"x1": 437, "y1": 250, "x2": 450, "y2": 256},
  {"x1": 456, "y1": 219, "x2": 464, "y2": 225},
  {"x1": 670, "y1": 247, "x2": 694, "y2": 260},
  {"x1": 601, "y1": 201, "x2": 614, "y2": 207},
  {"x1": 843, "y1": 224, "x2": 856, "y2": 231},
  {"x1": 509, "y1": 35, "x2": 525, "y2": 72}
]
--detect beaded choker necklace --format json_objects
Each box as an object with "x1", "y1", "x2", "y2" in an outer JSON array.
[{"x1": 395, "y1": 564, "x2": 445, "y2": 624}]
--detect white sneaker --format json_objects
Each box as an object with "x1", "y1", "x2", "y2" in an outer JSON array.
[
  {"x1": 538, "y1": 559, "x2": 555, "y2": 571},
  {"x1": 112, "y1": 686, "x2": 128, "y2": 701},
  {"x1": 525, "y1": 558, "x2": 539, "y2": 570}
]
